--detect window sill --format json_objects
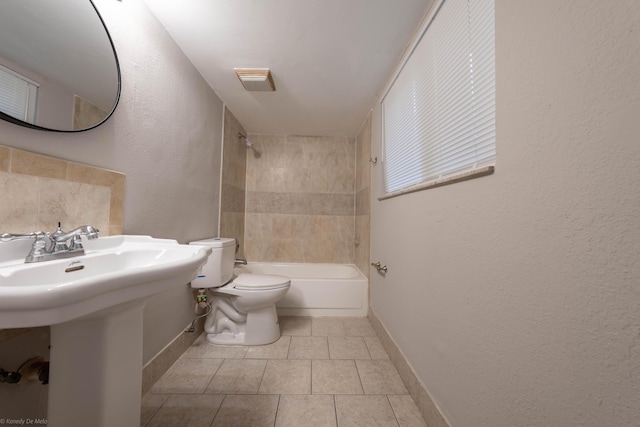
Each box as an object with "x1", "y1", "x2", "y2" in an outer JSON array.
[{"x1": 378, "y1": 165, "x2": 494, "y2": 201}]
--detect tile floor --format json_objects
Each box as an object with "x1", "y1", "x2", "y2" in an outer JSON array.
[{"x1": 141, "y1": 317, "x2": 427, "y2": 427}]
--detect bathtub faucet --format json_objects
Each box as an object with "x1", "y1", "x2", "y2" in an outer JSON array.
[{"x1": 235, "y1": 258, "x2": 247, "y2": 265}]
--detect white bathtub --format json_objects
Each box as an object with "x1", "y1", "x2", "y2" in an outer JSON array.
[{"x1": 235, "y1": 262, "x2": 369, "y2": 317}]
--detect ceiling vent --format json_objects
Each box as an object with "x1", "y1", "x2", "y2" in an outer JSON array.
[{"x1": 234, "y1": 68, "x2": 276, "y2": 92}]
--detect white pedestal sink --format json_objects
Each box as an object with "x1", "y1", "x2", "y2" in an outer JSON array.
[{"x1": 0, "y1": 235, "x2": 211, "y2": 427}]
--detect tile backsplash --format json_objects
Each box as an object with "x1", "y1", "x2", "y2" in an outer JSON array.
[{"x1": 0, "y1": 145, "x2": 125, "y2": 237}]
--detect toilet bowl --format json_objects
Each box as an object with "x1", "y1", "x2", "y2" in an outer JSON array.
[{"x1": 189, "y1": 238, "x2": 290, "y2": 345}]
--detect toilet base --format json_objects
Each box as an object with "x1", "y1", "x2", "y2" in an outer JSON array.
[
  {"x1": 205, "y1": 304, "x2": 281, "y2": 345},
  {"x1": 206, "y1": 331, "x2": 247, "y2": 345}
]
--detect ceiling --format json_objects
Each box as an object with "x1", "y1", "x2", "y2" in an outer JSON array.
[{"x1": 143, "y1": 0, "x2": 434, "y2": 137}]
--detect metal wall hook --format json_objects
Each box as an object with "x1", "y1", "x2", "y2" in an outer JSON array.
[
  {"x1": 371, "y1": 261, "x2": 388, "y2": 273},
  {"x1": 369, "y1": 157, "x2": 378, "y2": 165}
]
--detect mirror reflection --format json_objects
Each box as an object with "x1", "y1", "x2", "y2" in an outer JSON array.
[{"x1": 0, "y1": 0, "x2": 120, "y2": 132}]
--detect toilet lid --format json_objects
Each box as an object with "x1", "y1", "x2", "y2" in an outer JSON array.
[{"x1": 231, "y1": 273, "x2": 290, "y2": 290}]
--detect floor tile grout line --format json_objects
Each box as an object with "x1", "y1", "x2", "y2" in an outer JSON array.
[
  {"x1": 354, "y1": 358, "x2": 366, "y2": 395},
  {"x1": 386, "y1": 394, "x2": 402, "y2": 427},
  {"x1": 143, "y1": 317, "x2": 426, "y2": 426},
  {"x1": 257, "y1": 357, "x2": 269, "y2": 395},
  {"x1": 208, "y1": 394, "x2": 227, "y2": 427},
  {"x1": 202, "y1": 357, "x2": 225, "y2": 393},
  {"x1": 272, "y1": 394, "x2": 281, "y2": 427}
]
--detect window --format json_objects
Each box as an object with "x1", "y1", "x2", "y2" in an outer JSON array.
[
  {"x1": 381, "y1": 0, "x2": 495, "y2": 197},
  {"x1": 0, "y1": 64, "x2": 38, "y2": 124}
]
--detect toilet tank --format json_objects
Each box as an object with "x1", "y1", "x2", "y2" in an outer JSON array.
[{"x1": 189, "y1": 237, "x2": 236, "y2": 288}]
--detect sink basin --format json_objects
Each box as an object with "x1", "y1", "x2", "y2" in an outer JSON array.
[
  {"x1": 0, "y1": 235, "x2": 211, "y2": 328},
  {"x1": 0, "y1": 235, "x2": 212, "y2": 427}
]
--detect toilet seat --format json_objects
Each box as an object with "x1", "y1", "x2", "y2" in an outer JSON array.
[
  {"x1": 189, "y1": 237, "x2": 291, "y2": 346},
  {"x1": 230, "y1": 273, "x2": 290, "y2": 291}
]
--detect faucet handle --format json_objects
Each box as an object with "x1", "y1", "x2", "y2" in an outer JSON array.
[
  {"x1": 25, "y1": 233, "x2": 51, "y2": 263},
  {"x1": 1, "y1": 232, "x2": 40, "y2": 242},
  {"x1": 68, "y1": 235, "x2": 84, "y2": 251}
]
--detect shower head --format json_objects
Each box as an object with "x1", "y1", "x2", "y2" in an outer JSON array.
[
  {"x1": 238, "y1": 132, "x2": 252, "y2": 147},
  {"x1": 238, "y1": 132, "x2": 259, "y2": 157}
]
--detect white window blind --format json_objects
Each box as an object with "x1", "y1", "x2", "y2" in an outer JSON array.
[
  {"x1": 382, "y1": 0, "x2": 495, "y2": 196},
  {"x1": 0, "y1": 65, "x2": 38, "y2": 124}
]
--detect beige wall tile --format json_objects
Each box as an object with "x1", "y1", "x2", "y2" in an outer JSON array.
[
  {"x1": 0, "y1": 171, "x2": 39, "y2": 233},
  {"x1": 221, "y1": 107, "x2": 247, "y2": 189},
  {"x1": 0, "y1": 145, "x2": 125, "y2": 239},
  {"x1": 73, "y1": 96, "x2": 108, "y2": 131},
  {"x1": 355, "y1": 215, "x2": 371, "y2": 278},
  {"x1": 37, "y1": 179, "x2": 110, "y2": 234},
  {"x1": 248, "y1": 134, "x2": 286, "y2": 168},
  {"x1": 10, "y1": 148, "x2": 67, "y2": 179},
  {"x1": 0, "y1": 146, "x2": 9, "y2": 172},
  {"x1": 109, "y1": 176, "x2": 125, "y2": 235},
  {"x1": 67, "y1": 162, "x2": 124, "y2": 187},
  {"x1": 243, "y1": 133, "x2": 361, "y2": 265},
  {"x1": 354, "y1": 114, "x2": 371, "y2": 277},
  {"x1": 219, "y1": 108, "x2": 247, "y2": 250},
  {"x1": 356, "y1": 113, "x2": 372, "y2": 192}
]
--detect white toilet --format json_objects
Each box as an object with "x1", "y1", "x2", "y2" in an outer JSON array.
[{"x1": 189, "y1": 237, "x2": 290, "y2": 345}]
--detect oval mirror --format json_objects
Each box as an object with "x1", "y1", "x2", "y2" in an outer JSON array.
[{"x1": 0, "y1": 0, "x2": 121, "y2": 132}]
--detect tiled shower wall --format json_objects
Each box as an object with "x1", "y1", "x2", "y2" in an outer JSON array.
[
  {"x1": 355, "y1": 112, "x2": 372, "y2": 277},
  {"x1": 244, "y1": 135, "x2": 356, "y2": 263},
  {"x1": 219, "y1": 107, "x2": 247, "y2": 258}
]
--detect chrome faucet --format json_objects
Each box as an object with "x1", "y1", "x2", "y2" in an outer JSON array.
[
  {"x1": 0, "y1": 224, "x2": 99, "y2": 263},
  {"x1": 235, "y1": 258, "x2": 248, "y2": 265}
]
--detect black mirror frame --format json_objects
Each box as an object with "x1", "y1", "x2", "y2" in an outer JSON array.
[{"x1": 0, "y1": 0, "x2": 121, "y2": 133}]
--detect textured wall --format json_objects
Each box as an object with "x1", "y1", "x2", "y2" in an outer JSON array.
[
  {"x1": 244, "y1": 134, "x2": 355, "y2": 263},
  {"x1": 369, "y1": 1, "x2": 640, "y2": 426},
  {"x1": 219, "y1": 107, "x2": 247, "y2": 257},
  {"x1": 0, "y1": 0, "x2": 224, "y2": 372}
]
